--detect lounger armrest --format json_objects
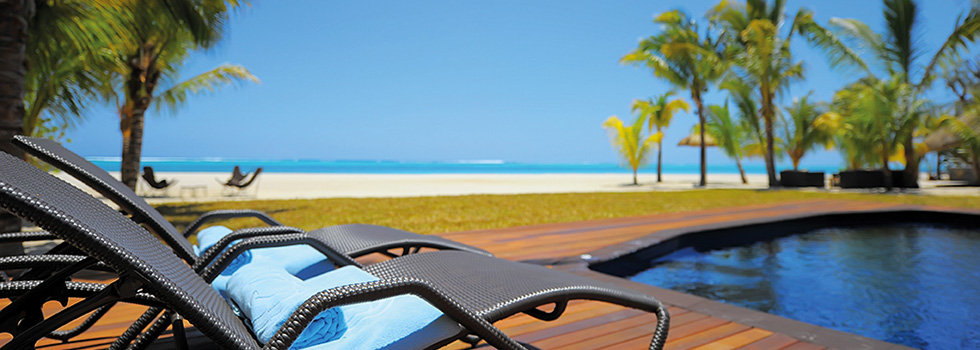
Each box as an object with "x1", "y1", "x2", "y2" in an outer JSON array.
[
  {"x1": 0, "y1": 231, "x2": 58, "y2": 243},
  {"x1": 198, "y1": 233, "x2": 361, "y2": 281},
  {"x1": 193, "y1": 226, "x2": 305, "y2": 270},
  {"x1": 182, "y1": 209, "x2": 285, "y2": 237},
  {"x1": 262, "y1": 278, "x2": 527, "y2": 350}
]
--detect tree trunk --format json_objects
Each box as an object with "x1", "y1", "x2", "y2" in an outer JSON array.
[
  {"x1": 656, "y1": 138, "x2": 662, "y2": 183},
  {"x1": 936, "y1": 152, "x2": 942, "y2": 180},
  {"x1": 901, "y1": 136, "x2": 918, "y2": 188},
  {"x1": 632, "y1": 169, "x2": 638, "y2": 185},
  {"x1": 0, "y1": 0, "x2": 32, "y2": 256},
  {"x1": 119, "y1": 50, "x2": 160, "y2": 191},
  {"x1": 882, "y1": 143, "x2": 892, "y2": 190},
  {"x1": 792, "y1": 156, "x2": 800, "y2": 171},
  {"x1": 692, "y1": 88, "x2": 706, "y2": 187},
  {"x1": 972, "y1": 153, "x2": 980, "y2": 186},
  {"x1": 761, "y1": 89, "x2": 778, "y2": 187},
  {"x1": 736, "y1": 157, "x2": 748, "y2": 184}
]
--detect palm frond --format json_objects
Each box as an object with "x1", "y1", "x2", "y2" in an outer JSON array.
[{"x1": 153, "y1": 64, "x2": 259, "y2": 115}]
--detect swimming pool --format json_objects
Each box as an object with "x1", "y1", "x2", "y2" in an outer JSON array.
[{"x1": 629, "y1": 224, "x2": 980, "y2": 349}]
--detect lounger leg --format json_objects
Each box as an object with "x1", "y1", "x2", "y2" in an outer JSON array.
[{"x1": 171, "y1": 314, "x2": 189, "y2": 350}]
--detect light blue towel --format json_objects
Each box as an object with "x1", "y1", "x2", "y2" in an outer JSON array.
[
  {"x1": 227, "y1": 265, "x2": 462, "y2": 350},
  {"x1": 193, "y1": 226, "x2": 336, "y2": 298},
  {"x1": 227, "y1": 264, "x2": 346, "y2": 348}
]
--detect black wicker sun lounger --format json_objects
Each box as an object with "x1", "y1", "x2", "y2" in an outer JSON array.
[
  {"x1": 11, "y1": 136, "x2": 491, "y2": 266},
  {"x1": 0, "y1": 151, "x2": 669, "y2": 350}
]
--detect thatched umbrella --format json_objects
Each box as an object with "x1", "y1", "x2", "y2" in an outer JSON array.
[
  {"x1": 923, "y1": 129, "x2": 960, "y2": 152},
  {"x1": 677, "y1": 133, "x2": 718, "y2": 147}
]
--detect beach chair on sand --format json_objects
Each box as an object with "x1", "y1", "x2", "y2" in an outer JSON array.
[
  {"x1": 219, "y1": 166, "x2": 263, "y2": 196},
  {"x1": 140, "y1": 166, "x2": 177, "y2": 197},
  {"x1": 0, "y1": 151, "x2": 670, "y2": 350},
  {"x1": 12, "y1": 136, "x2": 491, "y2": 266}
]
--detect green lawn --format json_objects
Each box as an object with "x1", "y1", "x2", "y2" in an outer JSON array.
[{"x1": 156, "y1": 190, "x2": 980, "y2": 235}]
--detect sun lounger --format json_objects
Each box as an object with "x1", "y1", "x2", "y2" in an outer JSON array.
[
  {"x1": 0, "y1": 151, "x2": 670, "y2": 350},
  {"x1": 12, "y1": 136, "x2": 491, "y2": 266},
  {"x1": 140, "y1": 166, "x2": 178, "y2": 196}
]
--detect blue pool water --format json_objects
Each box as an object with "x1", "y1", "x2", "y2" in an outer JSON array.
[
  {"x1": 630, "y1": 224, "x2": 980, "y2": 349},
  {"x1": 86, "y1": 157, "x2": 843, "y2": 174}
]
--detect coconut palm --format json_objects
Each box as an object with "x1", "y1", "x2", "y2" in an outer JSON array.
[
  {"x1": 822, "y1": 78, "x2": 912, "y2": 183},
  {"x1": 709, "y1": 0, "x2": 806, "y2": 187},
  {"x1": 705, "y1": 101, "x2": 751, "y2": 183},
  {"x1": 104, "y1": 0, "x2": 256, "y2": 190},
  {"x1": 0, "y1": 0, "x2": 126, "y2": 252},
  {"x1": 603, "y1": 114, "x2": 663, "y2": 185},
  {"x1": 796, "y1": 0, "x2": 980, "y2": 187},
  {"x1": 780, "y1": 94, "x2": 834, "y2": 170},
  {"x1": 622, "y1": 10, "x2": 730, "y2": 187},
  {"x1": 631, "y1": 92, "x2": 690, "y2": 182}
]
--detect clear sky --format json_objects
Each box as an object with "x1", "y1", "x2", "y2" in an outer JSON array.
[{"x1": 64, "y1": 0, "x2": 974, "y2": 170}]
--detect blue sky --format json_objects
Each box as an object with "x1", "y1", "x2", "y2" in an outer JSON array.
[{"x1": 65, "y1": 0, "x2": 972, "y2": 170}]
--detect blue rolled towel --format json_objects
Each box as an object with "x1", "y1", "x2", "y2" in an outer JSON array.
[{"x1": 228, "y1": 264, "x2": 346, "y2": 348}]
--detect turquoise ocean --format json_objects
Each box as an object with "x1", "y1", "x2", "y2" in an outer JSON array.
[{"x1": 88, "y1": 157, "x2": 844, "y2": 175}]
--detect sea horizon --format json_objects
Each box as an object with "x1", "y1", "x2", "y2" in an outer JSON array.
[{"x1": 88, "y1": 157, "x2": 852, "y2": 175}]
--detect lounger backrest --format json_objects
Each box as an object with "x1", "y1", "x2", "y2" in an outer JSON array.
[
  {"x1": 0, "y1": 152, "x2": 259, "y2": 350},
  {"x1": 13, "y1": 136, "x2": 197, "y2": 262}
]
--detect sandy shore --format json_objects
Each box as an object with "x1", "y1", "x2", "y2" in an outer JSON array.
[{"x1": 54, "y1": 171, "x2": 978, "y2": 203}]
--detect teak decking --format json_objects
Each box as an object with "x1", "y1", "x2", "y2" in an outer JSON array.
[{"x1": 4, "y1": 199, "x2": 963, "y2": 349}]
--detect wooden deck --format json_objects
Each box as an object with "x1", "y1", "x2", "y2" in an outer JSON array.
[{"x1": 4, "y1": 199, "x2": 964, "y2": 349}]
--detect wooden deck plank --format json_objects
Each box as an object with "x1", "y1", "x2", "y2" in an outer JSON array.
[{"x1": 1, "y1": 200, "x2": 901, "y2": 349}]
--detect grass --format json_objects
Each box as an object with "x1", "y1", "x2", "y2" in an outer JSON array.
[{"x1": 155, "y1": 189, "x2": 980, "y2": 235}]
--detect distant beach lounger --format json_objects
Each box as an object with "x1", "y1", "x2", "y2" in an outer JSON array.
[
  {"x1": 0, "y1": 151, "x2": 670, "y2": 350},
  {"x1": 140, "y1": 166, "x2": 177, "y2": 196},
  {"x1": 219, "y1": 165, "x2": 263, "y2": 196}
]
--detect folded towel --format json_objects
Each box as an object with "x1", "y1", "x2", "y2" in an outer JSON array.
[{"x1": 228, "y1": 264, "x2": 346, "y2": 348}]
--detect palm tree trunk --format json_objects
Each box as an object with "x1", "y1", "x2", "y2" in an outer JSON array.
[
  {"x1": 736, "y1": 157, "x2": 748, "y2": 184},
  {"x1": 901, "y1": 136, "x2": 917, "y2": 188},
  {"x1": 656, "y1": 139, "x2": 663, "y2": 183},
  {"x1": 633, "y1": 168, "x2": 638, "y2": 185},
  {"x1": 761, "y1": 90, "x2": 778, "y2": 187},
  {"x1": 0, "y1": 0, "x2": 32, "y2": 256},
  {"x1": 971, "y1": 153, "x2": 980, "y2": 186},
  {"x1": 692, "y1": 88, "x2": 706, "y2": 187},
  {"x1": 120, "y1": 50, "x2": 160, "y2": 190},
  {"x1": 882, "y1": 143, "x2": 892, "y2": 190}
]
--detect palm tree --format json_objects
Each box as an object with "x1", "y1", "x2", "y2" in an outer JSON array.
[
  {"x1": 705, "y1": 101, "x2": 750, "y2": 183},
  {"x1": 823, "y1": 78, "x2": 913, "y2": 185},
  {"x1": 796, "y1": 0, "x2": 980, "y2": 187},
  {"x1": 603, "y1": 114, "x2": 663, "y2": 185},
  {"x1": 780, "y1": 94, "x2": 834, "y2": 170},
  {"x1": 0, "y1": 0, "x2": 124, "y2": 253},
  {"x1": 710, "y1": 0, "x2": 806, "y2": 188},
  {"x1": 622, "y1": 10, "x2": 730, "y2": 187},
  {"x1": 105, "y1": 0, "x2": 256, "y2": 190},
  {"x1": 631, "y1": 92, "x2": 690, "y2": 182}
]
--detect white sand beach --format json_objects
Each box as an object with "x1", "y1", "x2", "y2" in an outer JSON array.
[{"x1": 53, "y1": 171, "x2": 980, "y2": 203}]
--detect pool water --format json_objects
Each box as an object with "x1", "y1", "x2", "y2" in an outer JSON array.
[{"x1": 630, "y1": 224, "x2": 980, "y2": 349}]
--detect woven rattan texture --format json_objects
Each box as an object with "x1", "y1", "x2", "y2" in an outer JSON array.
[
  {"x1": 364, "y1": 250, "x2": 660, "y2": 320},
  {"x1": 0, "y1": 152, "x2": 260, "y2": 350},
  {"x1": 308, "y1": 224, "x2": 492, "y2": 257},
  {"x1": 14, "y1": 136, "x2": 197, "y2": 261}
]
